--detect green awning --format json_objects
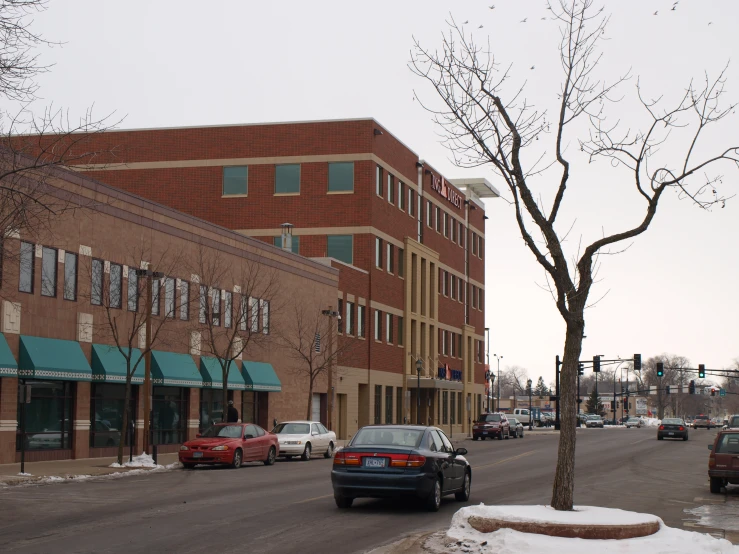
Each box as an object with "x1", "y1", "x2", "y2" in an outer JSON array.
[
  {"x1": 241, "y1": 361, "x2": 281, "y2": 392},
  {"x1": 91, "y1": 344, "x2": 145, "y2": 384},
  {"x1": 151, "y1": 350, "x2": 202, "y2": 388},
  {"x1": 0, "y1": 333, "x2": 18, "y2": 377},
  {"x1": 19, "y1": 335, "x2": 92, "y2": 381},
  {"x1": 200, "y1": 357, "x2": 246, "y2": 390}
]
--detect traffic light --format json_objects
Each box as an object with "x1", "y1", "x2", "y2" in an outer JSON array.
[
  {"x1": 634, "y1": 354, "x2": 641, "y2": 371},
  {"x1": 711, "y1": 388, "x2": 716, "y2": 397},
  {"x1": 593, "y1": 355, "x2": 601, "y2": 372},
  {"x1": 698, "y1": 364, "x2": 706, "y2": 379},
  {"x1": 689, "y1": 380, "x2": 696, "y2": 394},
  {"x1": 656, "y1": 362, "x2": 664, "y2": 377},
  {"x1": 665, "y1": 385, "x2": 671, "y2": 395},
  {"x1": 578, "y1": 363, "x2": 584, "y2": 376}
]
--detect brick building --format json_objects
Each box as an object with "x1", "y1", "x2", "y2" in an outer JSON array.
[
  {"x1": 70, "y1": 118, "x2": 498, "y2": 439},
  {"x1": 0, "y1": 155, "x2": 338, "y2": 463}
]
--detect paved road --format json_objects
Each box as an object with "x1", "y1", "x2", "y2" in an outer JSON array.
[{"x1": 0, "y1": 427, "x2": 729, "y2": 553}]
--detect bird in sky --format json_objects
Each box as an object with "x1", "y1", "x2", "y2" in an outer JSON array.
[
  {"x1": 653, "y1": 10, "x2": 658, "y2": 15},
  {"x1": 672, "y1": 6, "x2": 676, "y2": 10},
  {"x1": 521, "y1": 18, "x2": 527, "y2": 23},
  {"x1": 489, "y1": 4, "x2": 495, "y2": 9},
  {"x1": 479, "y1": 25, "x2": 483, "y2": 28},
  {"x1": 463, "y1": 20, "x2": 469, "y2": 24},
  {"x1": 530, "y1": 66, "x2": 535, "y2": 70},
  {"x1": 708, "y1": 21, "x2": 713, "y2": 25}
]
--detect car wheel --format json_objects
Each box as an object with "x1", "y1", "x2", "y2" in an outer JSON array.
[
  {"x1": 301, "y1": 443, "x2": 312, "y2": 461},
  {"x1": 512, "y1": 430, "x2": 517, "y2": 439},
  {"x1": 335, "y1": 494, "x2": 353, "y2": 509},
  {"x1": 264, "y1": 446, "x2": 276, "y2": 466},
  {"x1": 230, "y1": 449, "x2": 243, "y2": 469},
  {"x1": 324, "y1": 442, "x2": 334, "y2": 459},
  {"x1": 426, "y1": 478, "x2": 442, "y2": 512},
  {"x1": 710, "y1": 477, "x2": 723, "y2": 494},
  {"x1": 473, "y1": 435, "x2": 479, "y2": 441},
  {"x1": 455, "y1": 471, "x2": 471, "y2": 502},
  {"x1": 182, "y1": 462, "x2": 197, "y2": 469},
  {"x1": 683, "y1": 435, "x2": 688, "y2": 441},
  {"x1": 657, "y1": 435, "x2": 663, "y2": 440},
  {"x1": 520, "y1": 430, "x2": 524, "y2": 439},
  {"x1": 497, "y1": 432, "x2": 504, "y2": 440}
]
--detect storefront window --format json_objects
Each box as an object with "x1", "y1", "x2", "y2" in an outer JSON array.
[
  {"x1": 199, "y1": 389, "x2": 233, "y2": 432},
  {"x1": 152, "y1": 386, "x2": 187, "y2": 445},
  {"x1": 242, "y1": 391, "x2": 255, "y2": 424},
  {"x1": 90, "y1": 384, "x2": 136, "y2": 448},
  {"x1": 16, "y1": 381, "x2": 73, "y2": 451}
]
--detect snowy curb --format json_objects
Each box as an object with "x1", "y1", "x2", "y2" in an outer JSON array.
[{"x1": 0, "y1": 461, "x2": 182, "y2": 488}]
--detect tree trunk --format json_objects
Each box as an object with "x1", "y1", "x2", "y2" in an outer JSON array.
[
  {"x1": 550, "y1": 318, "x2": 584, "y2": 511},
  {"x1": 306, "y1": 376, "x2": 314, "y2": 420},
  {"x1": 222, "y1": 362, "x2": 230, "y2": 424},
  {"x1": 116, "y1": 378, "x2": 133, "y2": 465}
]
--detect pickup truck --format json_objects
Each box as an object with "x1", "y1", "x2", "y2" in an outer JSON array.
[{"x1": 512, "y1": 407, "x2": 542, "y2": 427}]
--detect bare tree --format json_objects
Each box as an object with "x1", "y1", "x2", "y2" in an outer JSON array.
[
  {"x1": 82, "y1": 242, "x2": 184, "y2": 464},
  {"x1": 412, "y1": 0, "x2": 739, "y2": 509},
  {"x1": 189, "y1": 245, "x2": 280, "y2": 423},
  {"x1": 500, "y1": 365, "x2": 529, "y2": 398}
]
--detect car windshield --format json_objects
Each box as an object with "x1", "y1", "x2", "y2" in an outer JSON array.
[
  {"x1": 273, "y1": 423, "x2": 310, "y2": 435},
  {"x1": 479, "y1": 414, "x2": 502, "y2": 423},
  {"x1": 589, "y1": 415, "x2": 602, "y2": 420},
  {"x1": 662, "y1": 419, "x2": 682, "y2": 425},
  {"x1": 627, "y1": 418, "x2": 639, "y2": 422},
  {"x1": 351, "y1": 428, "x2": 424, "y2": 448},
  {"x1": 715, "y1": 433, "x2": 739, "y2": 454},
  {"x1": 201, "y1": 425, "x2": 243, "y2": 438},
  {"x1": 508, "y1": 418, "x2": 518, "y2": 425},
  {"x1": 696, "y1": 415, "x2": 709, "y2": 420}
]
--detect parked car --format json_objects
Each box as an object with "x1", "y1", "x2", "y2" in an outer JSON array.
[
  {"x1": 178, "y1": 423, "x2": 279, "y2": 469},
  {"x1": 331, "y1": 425, "x2": 471, "y2": 511},
  {"x1": 657, "y1": 418, "x2": 689, "y2": 441},
  {"x1": 727, "y1": 415, "x2": 739, "y2": 429},
  {"x1": 624, "y1": 418, "x2": 642, "y2": 429},
  {"x1": 508, "y1": 418, "x2": 525, "y2": 438},
  {"x1": 708, "y1": 430, "x2": 739, "y2": 493},
  {"x1": 272, "y1": 420, "x2": 336, "y2": 460},
  {"x1": 472, "y1": 412, "x2": 510, "y2": 440},
  {"x1": 585, "y1": 415, "x2": 604, "y2": 428},
  {"x1": 693, "y1": 414, "x2": 713, "y2": 429}
]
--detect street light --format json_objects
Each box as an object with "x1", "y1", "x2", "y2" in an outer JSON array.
[
  {"x1": 415, "y1": 358, "x2": 423, "y2": 425},
  {"x1": 526, "y1": 379, "x2": 533, "y2": 431},
  {"x1": 493, "y1": 354, "x2": 503, "y2": 412}
]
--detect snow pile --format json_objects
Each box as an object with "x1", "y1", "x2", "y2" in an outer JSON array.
[
  {"x1": 109, "y1": 453, "x2": 162, "y2": 469},
  {"x1": 17, "y1": 472, "x2": 32, "y2": 477},
  {"x1": 443, "y1": 505, "x2": 739, "y2": 553},
  {"x1": 643, "y1": 418, "x2": 661, "y2": 427}
]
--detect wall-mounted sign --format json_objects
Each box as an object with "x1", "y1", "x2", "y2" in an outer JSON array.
[{"x1": 430, "y1": 174, "x2": 463, "y2": 209}]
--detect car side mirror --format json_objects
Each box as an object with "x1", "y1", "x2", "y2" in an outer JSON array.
[
  {"x1": 244, "y1": 434, "x2": 254, "y2": 440},
  {"x1": 312, "y1": 432, "x2": 319, "y2": 436},
  {"x1": 454, "y1": 447, "x2": 468, "y2": 456},
  {"x1": 708, "y1": 445, "x2": 713, "y2": 451},
  {"x1": 196, "y1": 433, "x2": 202, "y2": 438}
]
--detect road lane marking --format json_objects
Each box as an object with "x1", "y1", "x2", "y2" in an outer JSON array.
[
  {"x1": 630, "y1": 438, "x2": 651, "y2": 445},
  {"x1": 475, "y1": 450, "x2": 537, "y2": 470},
  {"x1": 291, "y1": 494, "x2": 333, "y2": 505}
]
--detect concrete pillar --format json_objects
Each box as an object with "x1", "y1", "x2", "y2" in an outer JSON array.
[
  {"x1": 0, "y1": 377, "x2": 18, "y2": 464},
  {"x1": 187, "y1": 388, "x2": 199, "y2": 440},
  {"x1": 73, "y1": 381, "x2": 91, "y2": 459}
]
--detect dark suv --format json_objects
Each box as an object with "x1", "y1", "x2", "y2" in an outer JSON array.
[
  {"x1": 708, "y1": 430, "x2": 739, "y2": 493},
  {"x1": 472, "y1": 413, "x2": 510, "y2": 440},
  {"x1": 693, "y1": 414, "x2": 713, "y2": 429}
]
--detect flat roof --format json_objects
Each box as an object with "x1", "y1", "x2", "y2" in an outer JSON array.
[{"x1": 449, "y1": 177, "x2": 501, "y2": 199}]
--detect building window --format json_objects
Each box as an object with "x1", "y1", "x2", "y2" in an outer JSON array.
[
  {"x1": 458, "y1": 278, "x2": 463, "y2": 303},
  {"x1": 261, "y1": 299, "x2": 270, "y2": 334},
  {"x1": 450, "y1": 219, "x2": 456, "y2": 243},
  {"x1": 199, "y1": 388, "x2": 230, "y2": 431},
  {"x1": 375, "y1": 166, "x2": 383, "y2": 196},
  {"x1": 110, "y1": 263, "x2": 123, "y2": 309},
  {"x1": 199, "y1": 285, "x2": 207, "y2": 324},
  {"x1": 442, "y1": 391, "x2": 449, "y2": 425},
  {"x1": 386, "y1": 313, "x2": 393, "y2": 343},
  {"x1": 442, "y1": 271, "x2": 448, "y2": 296},
  {"x1": 398, "y1": 316, "x2": 404, "y2": 346},
  {"x1": 458, "y1": 224, "x2": 463, "y2": 246},
  {"x1": 385, "y1": 386, "x2": 393, "y2": 424},
  {"x1": 479, "y1": 288, "x2": 484, "y2": 311},
  {"x1": 375, "y1": 237, "x2": 382, "y2": 268},
  {"x1": 152, "y1": 277, "x2": 161, "y2": 316},
  {"x1": 17, "y1": 380, "x2": 73, "y2": 451},
  {"x1": 210, "y1": 288, "x2": 221, "y2": 326},
  {"x1": 223, "y1": 166, "x2": 248, "y2": 195},
  {"x1": 408, "y1": 188, "x2": 414, "y2": 216},
  {"x1": 426, "y1": 201, "x2": 431, "y2": 228},
  {"x1": 451, "y1": 333, "x2": 456, "y2": 357},
  {"x1": 273, "y1": 235, "x2": 300, "y2": 254},
  {"x1": 374, "y1": 385, "x2": 382, "y2": 424},
  {"x1": 275, "y1": 164, "x2": 300, "y2": 194},
  {"x1": 345, "y1": 301, "x2": 354, "y2": 335},
  {"x1": 396, "y1": 388, "x2": 403, "y2": 424},
  {"x1": 374, "y1": 310, "x2": 381, "y2": 341},
  {"x1": 91, "y1": 383, "x2": 135, "y2": 447},
  {"x1": 442, "y1": 330, "x2": 448, "y2": 356},
  {"x1": 337, "y1": 299, "x2": 343, "y2": 335},
  {"x1": 19, "y1": 241, "x2": 34, "y2": 293},
  {"x1": 451, "y1": 392, "x2": 456, "y2": 424},
  {"x1": 152, "y1": 386, "x2": 187, "y2": 445},
  {"x1": 471, "y1": 232, "x2": 477, "y2": 255},
  {"x1": 457, "y1": 335, "x2": 462, "y2": 358},
  {"x1": 471, "y1": 285, "x2": 477, "y2": 309},
  {"x1": 451, "y1": 276, "x2": 456, "y2": 300},
  {"x1": 327, "y1": 235, "x2": 353, "y2": 265},
  {"x1": 478, "y1": 236, "x2": 484, "y2": 258},
  {"x1": 63, "y1": 252, "x2": 77, "y2": 301},
  {"x1": 398, "y1": 182, "x2": 404, "y2": 209},
  {"x1": 443, "y1": 212, "x2": 448, "y2": 237},
  {"x1": 357, "y1": 304, "x2": 366, "y2": 338},
  {"x1": 387, "y1": 174, "x2": 394, "y2": 204},
  {"x1": 41, "y1": 246, "x2": 57, "y2": 297},
  {"x1": 127, "y1": 268, "x2": 138, "y2": 312},
  {"x1": 458, "y1": 392, "x2": 463, "y2": 425},
  {"x1": 91, "y1": 258, "x2": 103, "y2": 305},
  {"x1": 435, "y1": 207, "x2": 441, "y2": 232},
  {"x1": 180, "y1": 280, "x2": 189, "y2": 320},
  {"x1": 224, "y1": 291, "x2": 232, "y2": 328},
  {"x1": 250, "y1": 297, "x2": 259, "y2": 332},
  {"x1": 386, "y1": 243, "x2": 394, "y2": 273},
  {"x1": 398, "y1": 249, "x2": 404, "y2": 277},
  {"x1": 328, "y1": 162, "x2": 354, "y2": 192},
  {"x1": 239, "y1": 296, "x2": 247, "y2": 330}
]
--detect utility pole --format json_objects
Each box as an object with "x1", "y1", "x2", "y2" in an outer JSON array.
[
  {"x1": 321, "y1": 307, "x2": 340, "y2": 431},
  {"x1": 555, "y1": 355, "x2": 561, "y2": 430}
]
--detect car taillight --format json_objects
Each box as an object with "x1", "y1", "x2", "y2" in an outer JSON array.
[
  {"x1": 333, "y1": 451, "x2": 360, "y2": 466},
  {"x1": 406, "y1": 455, "x2": 426, "y2": 467},
  {"x1": 659, "y1": 425, "x2": 664, "y2": 430},
  {"x1": 679, "y1": 426, "x2": 684, "y2": 431},
  {"x1": 709, "y1": 453, "x2": 716, "y2": 468}
]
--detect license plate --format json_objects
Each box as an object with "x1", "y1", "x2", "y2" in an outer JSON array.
[
  {"x1": 364, "y1": 457, "x2": 386, "y2": 468},
  {"x1": 193, "y1": 452, "x2": 203, "y2": 458},
  {"x1": 483, "y1": 431, "x2": 488, "y2": 435},
  {"x1": 668, "y1": 432, "x2": 674, "y2": 436}
]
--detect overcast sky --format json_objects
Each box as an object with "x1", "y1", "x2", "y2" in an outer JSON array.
[{"x1": 22, "y1": 0, "x2": 739, "y2": 385}]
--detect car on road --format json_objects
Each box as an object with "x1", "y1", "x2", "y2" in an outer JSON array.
[
  {"x1": 708, "y1": 430, "x2": 739, "y2": 493},
  {"x1": 585, "y1": 415, "x2": 604, "y2": 428},
  {"x1": 472, "y1": 412, "x2": 510, "y2": 440},
  {"x1": 728, "y1": 415, "x2": 739, "y2": 429},
  {"x1": 657, "y1": 418, "x2": 689, "y2": 441},
  {"x1": 331, "y1": 425, "x2": 471, "y2": 511},
  {"x1": 693, "y1": 414, "x2": 713, "y2": 429},
  {"x1": 272, "y1": 420, "x2": 336, "y2": 460},
  {"x1": 179, "y1": 423, "x2": 279, "y2": 469},
  {"x1": 624, "y1": 417, "x2": 642, "y2": 429},
  {"x1": 508, "y1": 417, "x2": 525, "y2": 438}
]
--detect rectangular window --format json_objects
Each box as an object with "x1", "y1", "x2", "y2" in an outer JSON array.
[
  {"x1": 408, "y1": 189, "x2": 414, "y2": 216},
  {"x1": 250, "y1": 297, "x2": 259, "y2": 332},
  {"x1": 63, "y1": 252, "x2": 77, "y2": 301},
  {"x1": 337, "y1": 299, "x2": 343, "y2": 334},
  {"x1": 327, "y1": 235, "x2": 353, "y2": 265},
  {"x1": 458, "y1": 278, "x2": 463, "y2": 303},
  {"x1": 398, "y1": 248, "x2": 404, "y2": 277},
  {"x1": 435, "y1": 207, "x2": 440, "y2": 232},
  {"x1": 479, "y1": 236, "x2": 484, "y2": 258},
  {"x1": 16, "y1": 381, "x2": 73, "y2": 451},
  {"x1": 374, "y1": 385, "x2": 382, "y2": 424},
  {"x1": 223, "y1": 166, "x2": 248, "y2": 195},
  {"x1": 398, "y1": 182, "x2": 404, "y2": 209},
  {"x1": 451, "y1": 333, "x2": 456, "y2": 357},
  {"x1": 442, "y1": 271, "x2": 448, "y2": 296},
  {"x1": 385, "y1": 386, "x2": 393, "y2": 424},
  {"x1": 471, "y1": 285, "x2": 477, "y2": 309},
  {"x1": 19, "y1": 242, "x2": 34, "y2": 293},
  {"x1": 128, "y1": 268, "x2": 138, "y2": 311},
  {"x1": 224, "y1": 291, "x2": 232, "y2": 328},
  {"x1": 328, "y1": 162, "x2": 354, "y2": 192},
  {"x1": 396, "y1": 388, "x2": 403, "y2": 425},
  {"x1": 479, "y1": 289, "x2": 484, "y2": 311},
  {"x1": 426, "y1": 201, "x2": 431, "y2": 228},
  {"x1": 275, "y1": 164, "x2": 300, "y2": 194},
  {"x1": 210, "y1": 288, "x2": 221, "y2": 326},
  {"x1": 41, "y1": 246, "x2": 57, "y2": 297},
  {"x1": 90, "y1": 383, "x2": 135, "y2": 448},
  {"x1": 345, "y1": 301, "x2": 354, "y2": 335},
  {"x1": 386, "y1": 243, "x2": 394, "y2": 273},
  {"x1": 91, "y1": 258, "x2": 103, "y2": 305},
  {"x1": 387, "y1": 174, "x2": 394, "y2": 204},
  {"x1": 458, "y1": 392, "x2": 463, "y2": 424},
  {"x1": 199, "y1": 285, "x2": 207, "y2": 324},
  {"x1": 374, "y1": 310, "x2": 381, "y2": 341},
  {"x1": 261, "y1": 299, "x2": 269, "y2": 334},
  {"x1": 451, "y1": 392, "x2": 456, "y2": 424},
  {"x1": 358, "y1": 304, "x2": 366, "y2": 338},
  {"x1": 458, "y1": 224, "x2": 463, "y2": 246},
  {"x1": 110, "y1": 263, "x2": 123, "y2": 309},
  {"x1": 442, "y1": 391, "x2": 448, "y2": 425},
  {"x1": 450, "y1": 219, "x2": 456, "y2": 243},
  {"x1": 180, "y1": 280, "x2": 189, "y2": 320},
  {"x1": 397, "y1": 316, "x2": 404, "y2": 346},
  {"x1": 375, "y1": 166, "x2": 383, "y2": 196},
  {"x1": 458, "y1": 335, "x2": 463, "y2": 358},
  {"x1": 442, "y1": 331, "x2": 448, "y2": 356},
  {"x1": 443, "y1": 212, "x2": 448, "y2": 237},
  {"x1": 386, "y1": 313, "x2": 393, "y2": 343},
  {"x1": 152, "y1": 278, "x2": 161, "y2": 316},
  {"x1": 375, "y1": 237, "x2": 382, "y2": 268},
  {"x1": 273, "y1": 235, "x2": 300, "y2": 254},
  {"x1": 451, "y1": 275, "x2": 456, "y2": 300},
  {"x1": 239, "y1": 296, "x2": 247, "y2": 330},
  {"x1": 471, "y1": 232, "x2": 477, "y2": 255}
]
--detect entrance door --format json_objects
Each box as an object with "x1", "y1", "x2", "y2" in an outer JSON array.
[
  {"x1": 311, "y1": 393, "x2": 321, "y2": 422},
  {"x1": 358, "y1": 384, "x2": 369, "y2": 428},
  {"x1": 337, "y1": 394, "x2": 347, "y2": 440}
]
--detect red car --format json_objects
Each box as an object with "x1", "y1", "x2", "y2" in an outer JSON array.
[
  {"x1": 708, "y1": 429, "x2": 739, "y2": 493},
  {"x1": 179, "y1": 423, "x2": 279, "y2": 469},
  {"x1": 472, "y1": 412, "x2": 511, "y2": 440}
]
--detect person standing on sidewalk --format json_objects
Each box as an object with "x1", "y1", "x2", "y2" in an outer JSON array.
[{"x1": 227, "y1": 400, "x2": 239, "y2": 423}]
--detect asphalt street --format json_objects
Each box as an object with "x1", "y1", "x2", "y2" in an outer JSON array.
[{"x1": 0, "y1": 426, "x2": 732, "y2": 553}]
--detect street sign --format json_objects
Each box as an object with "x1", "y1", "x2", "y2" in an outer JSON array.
[
  {"x1": 720, "y1": 388, "x2": 726, "y2": 397},
  {"x1": 636, "y1": 398, "x2": 647, "y2": 415}
]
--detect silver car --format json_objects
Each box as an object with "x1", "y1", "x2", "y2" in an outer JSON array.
[
  {"x1": 624, "y1": 417, "x2": 642, "y2": 428},
  {"x1": 508, "y1": 417, "x2": 525, "y2": 438},
  {"x1": 272, "y1": 420, "x2": 336, "y2": 460}
]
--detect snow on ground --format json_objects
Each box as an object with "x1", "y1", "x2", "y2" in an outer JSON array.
[
  {"x1": 17, "y1": 472, "x2": 32, "y2": 476},
  {"x1": 442, "y1": 505, "x2": 739, "y2": 554},
  {"x1": 109, "y1": 453, "x2": 161, "y2": 469},
  {"x1": 644, "y1": 418, "x2": 662, "y2": 427}
]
